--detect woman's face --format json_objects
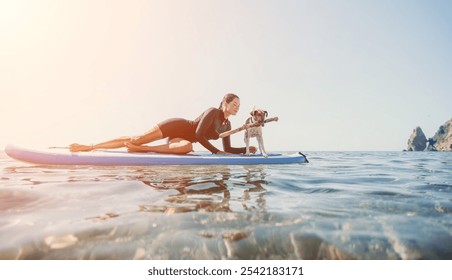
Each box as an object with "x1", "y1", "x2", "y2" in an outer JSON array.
[{"x1": 225, "y1": 97, "x2": 240, "y2": 116}]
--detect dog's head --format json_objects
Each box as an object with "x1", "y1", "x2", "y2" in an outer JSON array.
[{"x1": 250, "y1": 108, "x2": 268, "y2": 126}]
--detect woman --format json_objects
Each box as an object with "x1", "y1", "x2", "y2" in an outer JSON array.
[{"x1": 69, "y1": 93, "x2": 257, "y2": 155}]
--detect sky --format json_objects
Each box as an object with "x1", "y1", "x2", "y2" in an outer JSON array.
[{"x1": 1, "y1": 0, "x2": 451, "y2": 152}]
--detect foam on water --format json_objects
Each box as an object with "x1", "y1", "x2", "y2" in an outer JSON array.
[{"x1": 0, "y1": 151, "x2": 451, "y2": 259}]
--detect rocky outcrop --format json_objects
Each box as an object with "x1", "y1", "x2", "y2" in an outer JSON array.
[
  {"x1": 407, "y1": 127, "x2": 427, "y2": 151},
  {"x1": 407, "y1": 118, "x2": 452, "y2": 151},
  {"x1": 431, "y1": 118, "x2": 452, "y2": 151},
  {"x1": 425, "y1": 138, "x2": 437, "y2": 151}
]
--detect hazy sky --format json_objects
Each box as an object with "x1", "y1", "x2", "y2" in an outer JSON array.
[{"x1": 1, "y1": 0, "x2": 451, "y2": 152}]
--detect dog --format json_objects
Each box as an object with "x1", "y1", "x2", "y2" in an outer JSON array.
[{"x1": 244, "y1": 108, "x2": 268, "y2": 157}]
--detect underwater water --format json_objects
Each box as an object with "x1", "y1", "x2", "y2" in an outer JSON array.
[{"x1": 1, "y1": 151, "x2": 451, "y2": 259}]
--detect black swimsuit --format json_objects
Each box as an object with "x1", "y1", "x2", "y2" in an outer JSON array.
[{"x1": 157, "y1": 107, "x2": 245, "y2": 154}]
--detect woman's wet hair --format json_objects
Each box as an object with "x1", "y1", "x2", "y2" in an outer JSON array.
[{"x1": 219, "y1": 93, "x2": 239, "y2": 109}]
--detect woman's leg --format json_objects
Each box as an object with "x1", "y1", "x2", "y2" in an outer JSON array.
[
  {"x1": 125, "y1": 138, "x2": 193, "y2": 154},
  {"x1": 69, "y1": 126, "x2": 164, "y2": 152}
]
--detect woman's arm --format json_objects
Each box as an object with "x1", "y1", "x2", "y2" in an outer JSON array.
[
  {"x1": 221, "y1": 121, "x2": 250, "y2": 154},
  {"x1": 222, "y1": 135, "x2": 246, "y2": 154}
]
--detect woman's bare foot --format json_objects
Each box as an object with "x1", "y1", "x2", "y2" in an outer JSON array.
[
  {"x1": 124, "y1": 142, "x2": 152, "y2": 153},
  {"x1": 69, "y1": 143, "x2": 93, "y2": 152}
]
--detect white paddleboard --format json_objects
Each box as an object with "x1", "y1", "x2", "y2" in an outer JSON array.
[{"x1": 5, "y1": 144, "x2": 308, "y2": 166}]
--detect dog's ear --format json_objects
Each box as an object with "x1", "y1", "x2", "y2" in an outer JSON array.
[
  {"x1": 264, "y1": 111, "x2": 268, "y2": 117},
  {"x1": 250, "y1": 110, "x2": 256, "y2": 116}
]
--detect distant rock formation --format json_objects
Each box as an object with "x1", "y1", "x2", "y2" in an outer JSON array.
[
  {"x1": 407, "y1": 127, "x2": 427, "y2": 151},
  {"x1": 407, "y1": 118, "x2": 452, "y2": 151},
  {"x1": 431, "y1": 118, "x2": 452, "y2": 151},
  {"x1": 425, "y1": 137, "x2": 437, "y2": 151}
]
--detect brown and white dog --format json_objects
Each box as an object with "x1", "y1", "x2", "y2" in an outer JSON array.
[{"x1": 245, "y1": 108, "x2": 268, "y2": 157}]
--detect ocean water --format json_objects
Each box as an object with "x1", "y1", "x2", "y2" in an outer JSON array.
[{"x1": 0, "y1": 150, "x2": 451, "y2": 260}]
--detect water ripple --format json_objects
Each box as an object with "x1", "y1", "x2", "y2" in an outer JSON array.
[{"x1": 1, "y1": 151, "x2": 451, "y2": 259}]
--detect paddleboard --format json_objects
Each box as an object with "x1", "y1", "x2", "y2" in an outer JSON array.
[{"x1": 5, "y1": 144, "x2": 308, "y2": 166}]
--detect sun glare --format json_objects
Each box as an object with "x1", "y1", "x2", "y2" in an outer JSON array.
[{"x1": 0, "y1": 0, "x2": 35, "y2": 34}]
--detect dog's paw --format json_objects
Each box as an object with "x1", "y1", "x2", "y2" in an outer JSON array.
[
  {"x1": 245, "y1": 153, "x2": 250, "y2": 157},
  {"x1": 263, "y1": 153, "x2": 269, "y2": 158}
]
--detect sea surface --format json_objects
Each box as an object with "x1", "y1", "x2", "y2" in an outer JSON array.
[{"x1": 0, "y1": 151, "x2": 451, "y2": 260}]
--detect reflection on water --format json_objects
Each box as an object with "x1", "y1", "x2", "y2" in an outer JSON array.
[
  {"x1": 138, "y1": 166, "x2": 267, "y2": 214},
  {"x1": 0, "y1": 164, "x2": 292, "y2": 260},
  {"x1": 1, "y1": 151, "x2": 451, "y2": 260}
]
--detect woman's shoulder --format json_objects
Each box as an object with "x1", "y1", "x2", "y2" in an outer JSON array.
[
  {"x1": 204, "y1": 107, "x2": 221, "y2": 113},
  {"x1": 195, "y1": 107, "x2": 221, "y2": 121},
  {"x1": 202, "y1": 107, "x2": 223, "y2": 116}
]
